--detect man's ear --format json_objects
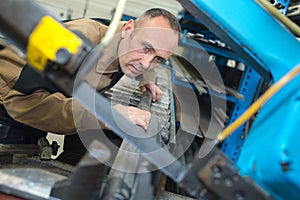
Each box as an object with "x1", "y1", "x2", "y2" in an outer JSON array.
[{"x1": 121, "y1": 19, "x2": 135, "y2": 38}]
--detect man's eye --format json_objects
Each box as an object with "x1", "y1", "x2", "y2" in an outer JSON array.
[{"x1": 153, "y1": 56, "x2": 166, "y2": 64}]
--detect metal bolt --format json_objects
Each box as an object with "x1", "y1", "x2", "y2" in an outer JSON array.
[
  {"x1": 55, "y1": 48, "x2": 71, "y2": 65},
  {"x1": 275, "y1": 3, "x2": 284, "y2": 9}
]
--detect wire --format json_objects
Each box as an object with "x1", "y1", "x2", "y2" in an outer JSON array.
[
  {"x1": 100, "y1": 0, "x2": 127, "y2": 48},
  {"x1": 217, "y1": 64, "x2": 300, "y2": 142}
]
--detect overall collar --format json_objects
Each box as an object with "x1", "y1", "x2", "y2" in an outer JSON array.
[{"x1": 95, "y1": 22, "x2": 126, "y2": 74}]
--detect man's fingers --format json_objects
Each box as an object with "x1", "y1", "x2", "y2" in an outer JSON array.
[
  {"x1": 140, "y1": 85, "x2": 147, "y2": 92},
  {"x1": 137, "y1": 118, "x2": 148, "y2": 130},
  {"x1": 153, "y1": 90, "x2": 162, "y2": 102},
  {"x1": 114, "y1": 104, "x2": 151, "y2": 131},
  {"x1": 151, "y1": 90, "x2": 157, "y2": 102},
  {"x1": 126, "y1": 107, "x2": 151, "y2": 130},
  {"x1": 136, "y1": 111, "x2": 151, "y2": 130}
]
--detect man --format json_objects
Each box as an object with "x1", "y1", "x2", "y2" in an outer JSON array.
[{"x1": 0, "y1": 8, "x2": 180, "y2": 162}]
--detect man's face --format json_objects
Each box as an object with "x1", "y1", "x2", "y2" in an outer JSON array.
[{"x1": 118, "y1": 16, "x2": 179, "y2": 77}]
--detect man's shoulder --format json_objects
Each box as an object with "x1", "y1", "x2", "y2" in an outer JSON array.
[
  {"x1": 65, "y1": 18, "x2": 108, "y2": 44},
  {"x1": 0, "y1": 48, "x2": 26, "y2": 66},
  {"x1": 65, "y1": 18, "x2": 108, "y2": 33},
  {"x1": 66, "y1": 18, "x2": 107, "y2": 28}
]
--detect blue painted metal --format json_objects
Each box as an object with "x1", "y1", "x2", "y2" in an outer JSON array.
[
  {"x1": 121, "y1": 14, "x2": 135, "y2": 21},
  {"x1": 271, "y1": 0, "x2": 291, "y2": 14},
  {"x1": 179, "y1": 10, "x2": 219, "y2": 40},
  {"x1": 221, "y1": 66, "x2": 262, "y2": 163},
  {"x1": 180, "y1": 0, "x2": 300, "y2": 80},
  {"x1": 179, "y1": 25, "x2": 263, "y2": 159},
  {"x1": 178, "y1": 0, "x2": 300, "y2": 199}
]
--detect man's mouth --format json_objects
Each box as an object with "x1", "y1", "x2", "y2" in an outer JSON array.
[{"x1": 128, "y1": 64, "x2": 143, "y2": 74}]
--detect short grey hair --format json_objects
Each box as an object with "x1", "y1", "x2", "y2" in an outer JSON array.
[{"x1": 135, "y1": 8, "x2": 182, "y2": 40}]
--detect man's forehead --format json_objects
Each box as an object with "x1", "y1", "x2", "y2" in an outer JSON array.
[
  {"x1": 135, "y1": 27, "x2": 178, "y2": 51},
  {"x1": 135, "y1": 26, "x2": 177, "y2": 36},
  {"x1": 138, "y1": 16, "x2": 172, "y2": 29}
]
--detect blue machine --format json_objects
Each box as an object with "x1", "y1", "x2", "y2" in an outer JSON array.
[
  {"x1": 177, "y1": 4, "x2": 268, "y2": 163},
  {"x1": 178, "y1": 0, "x2": 300, "y2": 199},
  {"x1": 221, "y1": 66, "x2": 263, "y2": 162}
]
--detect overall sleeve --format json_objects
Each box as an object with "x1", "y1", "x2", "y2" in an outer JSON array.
[{"x1": 4, "y1": 89, "x2": 102, "y2": 134}]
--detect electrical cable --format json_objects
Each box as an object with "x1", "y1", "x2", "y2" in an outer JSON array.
[{"x1": 100, "y1": 0, "x2": 127, "y2": 48}]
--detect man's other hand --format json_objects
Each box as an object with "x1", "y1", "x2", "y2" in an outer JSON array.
[
  {"x1": 113, "y1": 104, "x2": 151, "y2": 130},
  {"x1": 140, "y1": 82, "x2": 162, "y2": 102}
]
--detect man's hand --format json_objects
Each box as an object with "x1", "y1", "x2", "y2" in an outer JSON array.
[
  {"x1": 140, "y1": 82, "x2": 162, "y2": 102},
  {"x1": 113, "y1": 104, "x2": 151, "y2": 130}
]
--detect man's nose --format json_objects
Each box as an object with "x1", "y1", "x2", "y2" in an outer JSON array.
[{"x1": 140, "y1": 54, "x2": 154, "y2": 70}]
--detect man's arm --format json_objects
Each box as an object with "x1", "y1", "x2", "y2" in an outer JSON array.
[
  {"x1": 0, "y1": 19, "x2": 107, "y2": 134},
  {"x1": 3, "y1": 89, "x2": 102, "y2": 134}
]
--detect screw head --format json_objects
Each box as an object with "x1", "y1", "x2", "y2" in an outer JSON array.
[{"x1": 55, "y1": 48, "x2": 71, "y2": 65}]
